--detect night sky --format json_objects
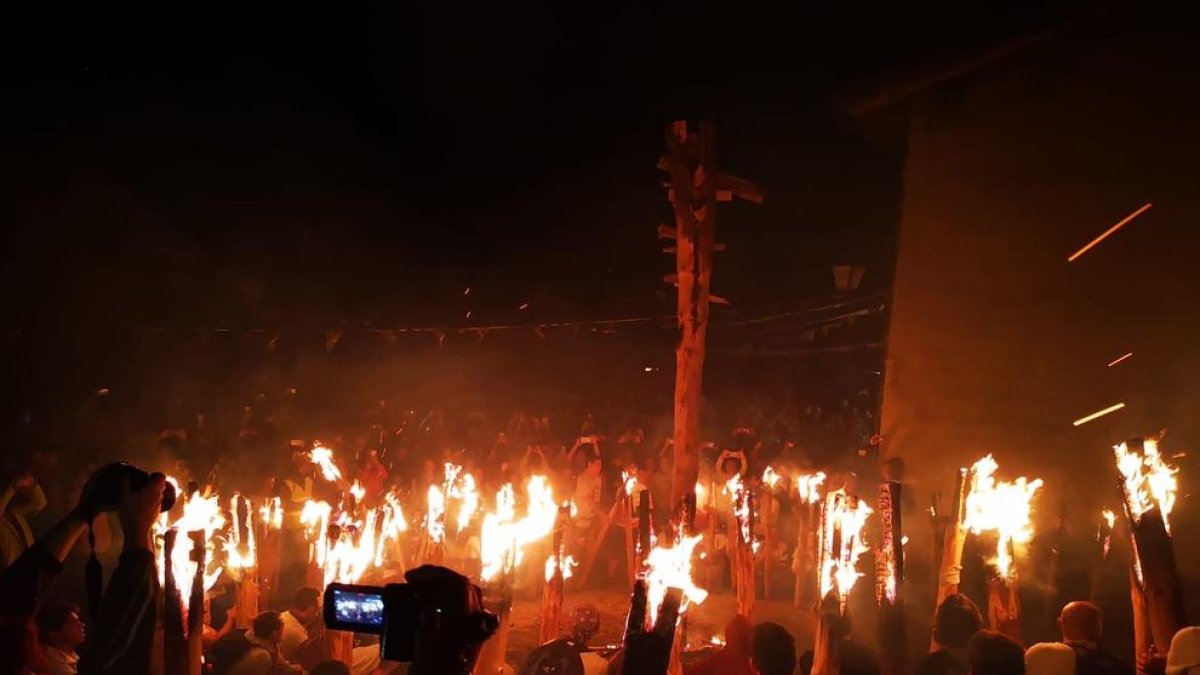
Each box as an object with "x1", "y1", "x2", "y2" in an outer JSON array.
[{"x1": 3, "y1": 3, "x2": 1088, "y2": 332}]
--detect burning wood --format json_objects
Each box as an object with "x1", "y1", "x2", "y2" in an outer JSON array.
[
  {"x1": 311, "y1": 443, "x2": 343, "y2": 482},
  {"x1": 794, "y1": 472, "x2": 826, "y2": 608},
  {"x1": 876, "y1": 481, "x2": 907, "y2": 675},
  {"x1": 540, "y1": 503, "x2": 575, "y2": 644},
  {"x1": 1114, "y1": 437, "x2": 1186, "y2": 654},
  {"x1": 812, "y1": 489, "x2": 872, "y2": 675},
  {"x1": 723, "y1": 474, "x2": 756, "y2": 616},
  {"x1": 960, "y1": 455, "x2": 1042, "y2": 641}
]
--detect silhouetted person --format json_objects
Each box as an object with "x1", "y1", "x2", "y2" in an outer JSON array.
[
  {"x1": 916, "y1": 594, "x2": 984, "y2": 675},
  {"x1": 968, "y1": 631, "x2": 1025, "y2": 675},
  {"x1": 751, "y1": 622, "x2": 797, "y2": 675},
  {"x1": 1059, "y1": 601, "x2": 1131, "y2": 675}
]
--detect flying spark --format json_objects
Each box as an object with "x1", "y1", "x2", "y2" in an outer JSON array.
[
  {"x1": 1067, "y1": 203, "x2": 1153, "y2": 262},
  {"x1": 1107, "y1": 352, "x2": 1133, "y2": 368},
  {"x1": 1072, "y1": 402, "x2": 1126, "y2": 427}
]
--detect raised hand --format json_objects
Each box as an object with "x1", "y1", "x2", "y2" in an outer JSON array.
[{"x1": 619, "y1": 580, "x2": 681, "y2": 675}]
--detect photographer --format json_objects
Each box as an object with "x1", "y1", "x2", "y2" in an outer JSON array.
[{"x1": 0, "y1": 468, "x2": 165, "y2": 675}]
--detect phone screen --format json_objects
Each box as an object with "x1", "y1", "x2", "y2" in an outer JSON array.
[{"x1": 332, "y1": 588, "x2": 385, "y2": 628}]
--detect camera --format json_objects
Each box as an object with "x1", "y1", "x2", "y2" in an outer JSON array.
[
  {"x1": 81, "y1": 462, "x2": 177, "y2": 518},
  {"x1": 324, "y1": 575, "x2": 498, "y2": 663}
]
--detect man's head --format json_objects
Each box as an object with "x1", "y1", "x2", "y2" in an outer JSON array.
[
  {"x1": 968, "y1": 631, "x2": 1025, "y2": 675},
  {"x1": 934, "y1": 594, "x2": 984, "y2": 650},
  {"x1": 1025, "y1": 642, "x2": 1075, "y2": 675},
  {"x1": 252, "y1": 612, "x2": 284, "y2": 644},
  {"x1": 291, "y1": 587, "x2": 322, "y2": 625},
  {"x1": 569, "y1": 605, "x2": 600, "y2": 645},
  {"x1": 751, "y1": 622, "x2": 797, "y2": 675},
  {"x1": 1058, "y1": 601, "x2": 1103, "y2": 643},
  {"x1": 36, "y1": 605, "x2": 85, "y2": 650}
]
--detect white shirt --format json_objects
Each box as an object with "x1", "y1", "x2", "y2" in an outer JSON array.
[
  {"x1": 41, "y1": 645, "x2": 79, "y2": 675},
  {"x1": 279, "y1": 611, "x2": 309, "y2": 662}
]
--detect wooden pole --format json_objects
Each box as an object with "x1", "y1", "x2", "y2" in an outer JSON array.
[
  {"x1": 662, "y1": 121, "x2": 762, "y2": 510},
  {"x1": 579, "y1": 485, "x2": 627, "y2": 585},
  {"x1": 474, "y1": 577, "x2": 514, "y2": 675},
  {"x1": 162, "y1": 529, "x2": 187, "y2": 675},
  {"x1": 540, "y1": 505, "x2": 571, "y2": 645},
  {"x1": 762, "y1": 487, "x2": 774, "y2": 600},
  {"x1": 812, "y1": 594, "x2": 846, "y2": 675},
  {"x1": 1129, "y1": 508, "x2": 1186, "y2": 653},
  {"x1": 794, "y1": 498, "x2": 819, "y2": 608},
  {"x1": 733, "y1": 488, "x2": 755, "y2": 617},
  {"x1": 877, "y1": 481, "x2": 907, "y2": 675},
  {"x1": 187, "y1": 531, "x2": 206, "y2": 675},
  {"x1": 931, "y1": 468, "x2": 970, "y2": 650}
]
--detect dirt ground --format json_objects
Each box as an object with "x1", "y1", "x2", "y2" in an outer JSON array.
[{"x1": 504, "y1": 590, "x2": 817, "y2": 670}]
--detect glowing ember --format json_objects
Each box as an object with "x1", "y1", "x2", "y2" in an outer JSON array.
[
  {"x1": 1115, "y1": 439, "x2": 1178, "y2": 532},
  {"x1": 643, "y1": 534, "x2": 708, "y2": 625},
  {"x1": 311, "y1": 444, "x2": 343, "y2": 482},
  {"x1": 762, "y1": 466, "x2": 781, "y2": 489},
  {"x1": 544, "y1": 554, "x2": 578, "y2": 582},
  {"x1": 961, "y1": 455, "x2": 1043, "y2": 578},
  {"x1": 709, "y1": 636, "x2": 726, "y2": 647},
  {"x1": 818, "y1": 490, "x2": 872, "y2": 604},
  {"x1": 796, "y1": 472, "x2": 827, "y2": 505}
]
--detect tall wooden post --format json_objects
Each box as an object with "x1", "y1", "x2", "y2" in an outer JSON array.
[{"x1": 660, "y1": 121, "x2": 762, "y2": 509}]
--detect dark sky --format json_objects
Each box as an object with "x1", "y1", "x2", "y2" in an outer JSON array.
[{"x1": 2, "y1": 2, "x2": 1089, "y2": 331}]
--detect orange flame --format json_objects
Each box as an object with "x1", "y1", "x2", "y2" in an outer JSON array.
[
  {"x1": 154, "y1": 485, "x2": 226, "y2": 601},
  {"x1": 1115, "y1": 439, "x2": 1178, "y2": 532},
  {"x1": 796, "y1": 472, "x2": 827, "y2": 505},
  {"x1": 643, "y1": 534, "x2": 708, "y2": 625},
  {"x1": 425, "y1": 484, "x2": 447, "y2": 544},
  {"x1": 311, "y1": 444, "x2": 343, "y2": 482},
  {"x1": 224, "y1": 493, "x2": 256, "y2": 571},
  {"x1": 961, "y1": 455, "x2": 1043, "y2": 578},
  {"x1": 544, "y1": 554, "x2": 578, "y2": 582},
  {"x1": 480, "y1": 476, "x2": 560, "y2": 582},
  {"x1": 818, "y1": 489, "x2": 872, "y2": 605},
  {"x1": 762, "y1": 466, "x2": 781, "y2": 490}
]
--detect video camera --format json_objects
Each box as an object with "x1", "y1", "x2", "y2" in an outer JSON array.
[{"x1": 324, "y1": 571, "x2": 498, "y2": 664}]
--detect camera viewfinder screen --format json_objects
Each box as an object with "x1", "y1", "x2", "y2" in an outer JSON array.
[{"x1": 332, "y1": 589, "x2": 385, "y2": 627}]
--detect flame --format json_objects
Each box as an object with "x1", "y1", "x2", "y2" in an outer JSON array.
[
  {"x1": 426, "y1": 484, "x2": 447, "y2": 544},
  {"x1": 224, "y1": 493, "x2": 256, "y2": 571},
  {"x1": 444, "y1": 464, "x2": 480, "y2": 535},
  {"x1": 300, "y1": 500, "x2": 333, "y2": 566},
  {"x1": 349, "y1": 481, "x2": 366, "y2": 502},
  {"x1": 762, "y1": 466, "x2": 781, "y2": 489},
  {"x1": 709, "y1": 636, "x2": 726, "y2": 647},
  {"x1": 818, "y1": 490, "x2": 872, "y2": 604},
  {"x1": 259, "y1": 497, "x2": 283, "y2": 530},
  {"x1": 375, "y1": 491, "x2": 408, "y2": 566},
  {"x1": 623, "y1": 470, "x2": 638, "y2": 497},
  {"x1": 544, "y1": 554, "x2": 578, "y2": 582},
  {"x1": 643, "y1": 534, "x2": 708, "y2": 625},
  {"x1": 155, "y1": 487, "x2": 226, "y2": 602},
  {"x1": 961, "y1": 455, "x2": 1043, "y2": 578},
  {"x1": 1101, "y1": 509, "x2": 1116, "y2": 529},
  {"x1": 311, "y1": 444, "x2": 343, "y2": 482},
  {"x1": 723, "y1": 474, "x2": 753, "y2": 545},
  {"x1": 480, "y1": 476, "x2": 561, "y2": 582},
  {"x1": 1115, "y1": 439, "x2": 1178, "y2": 532},
  {"x1": 796, "y1": 472, "x2": 826, "y2": 505},
  {"x1": 694, "y1": 482, "x2": 707, "y2": 506}
]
